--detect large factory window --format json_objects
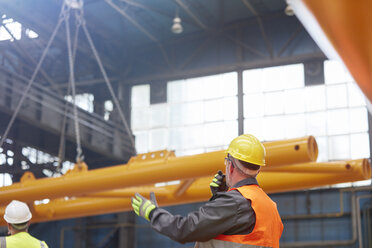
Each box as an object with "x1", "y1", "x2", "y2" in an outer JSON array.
[
  {"x1": 131, "y1": 84, "x2": 151, "y2": 154},
  {"x1": 132, "y1": 60, "x2": 369, "y2": 172},
  {"x1": 0, "y1": 15, "x2": 38, "y2": 41},
  {"x1": 103, "y1": 100, "x2": 113, "y2": 120},
  {"x1": 0, "y1": 147, "x2": 12, "y2": 187},
  {"x1": 243, "y1": 61, "x2": 370, "y2": 165},
  {"x1": 131, "y1": 72, "x2": 238, "y2": 155},
  {"x1": 64, "y1": 93, "x2": 94, "y2": 113},
  {"x1": 324, "y1": 60, "x2": 369, "y2": 161},
  {"x1": 243, "y1": 63, "x2": 305, "y2": 141},
  {"x1": 168, "y1": 73, "x2": 238, "y2": 155}
]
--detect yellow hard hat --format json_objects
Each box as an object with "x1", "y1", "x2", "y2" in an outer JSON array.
[{"x1": 227, "y1": 134, "x2": 266, "y2": 166}]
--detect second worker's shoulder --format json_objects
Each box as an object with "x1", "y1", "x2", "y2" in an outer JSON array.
[{"x1": 214, "y1": 189, "x2": 250, "y2": 204}]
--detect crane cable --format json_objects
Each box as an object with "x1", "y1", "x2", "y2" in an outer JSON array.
[
  {"x1": 59, "y1": 0, "x2": 137, "y2": 165},
  {"x1": 64, "y1": 4, "x2": 84, "y2": 163},
  {"x1": 57, "y1": 8, "x2": 82, "y2": 171},
  {"x1": 0, "y1": 0, "x2": 136, "y2": 161},
  {"x1": 79, "y1": 8, "x2": 136, "y2": 153}
]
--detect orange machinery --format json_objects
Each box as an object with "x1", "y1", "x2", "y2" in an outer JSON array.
[{"x1": 288, "y1": 0, "x2": 372, "y2": 103}]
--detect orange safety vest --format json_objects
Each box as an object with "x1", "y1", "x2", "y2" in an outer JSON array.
[{"x1": 213, "y1": 185, "x2": 283, "y2": 248}]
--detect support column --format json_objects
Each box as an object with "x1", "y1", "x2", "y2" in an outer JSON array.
[
  {"x1": 117, "y1": 82, "x2": 132, "y2": 126},
  {"x1": 237, "y1": 70, "x2": 244, "y2": 135},
  {"x1": 92, "y1": 88, "x2": 107, "y2": 117},
  {"x1": 367, "y1": 109, "x2": 372, "y2": 166},
  {"x1": 235, "y1": 25, "x2": 244, "y2": 135}
]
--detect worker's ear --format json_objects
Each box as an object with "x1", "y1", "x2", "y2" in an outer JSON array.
[
  {"x1": 7, "y1": 223, "x2": 12, "y2": 235},
  {"x1": 228, "y1": 161, "x2": 234, "y2": 174}
]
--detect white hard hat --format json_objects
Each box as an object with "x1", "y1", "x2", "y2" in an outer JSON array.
[{"x1": 4, "y1": 200, "x2": 32, "y2": 224}]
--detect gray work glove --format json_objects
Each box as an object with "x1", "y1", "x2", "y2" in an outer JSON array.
[
  {"x1": 209, "y1": 170, "x2": 228, "y2": 197},
  {"x1": 131, "y1": 192, "x2": 158, "y2": 221}
]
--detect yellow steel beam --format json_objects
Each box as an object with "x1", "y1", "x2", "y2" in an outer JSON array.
[
  {"x1": 264, "y1": 136, "x2": 318, "y2": 166},
  {"x1": 0, "y1": 136, "x2": 317, "y2": 204},
  {"x1": 0, "y1": 159, "x2": 367, "y2": 225},
  {"x1": 258, "y1": 159, "x2": 371, "y2": 194},
  {"x1": 262, "y1": 159, "x2": 368, "y2": 174},
  {"x1": 84, "y1": 158, "x2": 371, "y2": 198},
  {"x1": 84, "y1": 186, "x2": 171, "y2": 198},
  {"x1": 174, "y1": 179, "x2": 196, "y2": 197}
]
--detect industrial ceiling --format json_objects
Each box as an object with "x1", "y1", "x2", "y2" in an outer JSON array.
[
  {"x1": 0, "y1": 0, "x2": 324, "y2": 171},
  {"x1": 0, "y1": 0, "x2": 324, "y2": 98}
]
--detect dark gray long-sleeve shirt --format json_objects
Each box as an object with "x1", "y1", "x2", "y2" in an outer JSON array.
[{"x1": 149, "y1": 178, "x2": 258, "y2": 244}]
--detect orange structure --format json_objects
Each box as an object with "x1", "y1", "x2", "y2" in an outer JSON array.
[{"x1": 289, "y1": 0, "x2": 372, "y2": 103}]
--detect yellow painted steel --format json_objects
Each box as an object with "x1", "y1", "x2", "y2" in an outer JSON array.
[
  {"x1": 85, "y1": 159, "x2": 371, "y2": 198},
  {"x1": 0, "y1": 150, "x2": 224, "y2": 205},
  {"x1": 264, "y1": 136, "x2": 318, "y2": 166},
  {"x1": 174, "y1": 179, "x2": 196, "y2": 197},
  {"x1": 85, "y1": 186, "x2": 171, "y2": 198},
  {"x1": 258, "y1": 159, "x2": 371, "y2": 194},
  {"x1": 300, "y1": 0, "x2": 372, "y2": 103},
  {"x1": 0, "y1": 136, "x2": 317, "y2": 204},
  {"x1": 0, "y1": 159, "x2": 367, "y2": 225},
  {"x1": 262, "y1": 159, "x2": 368, "y2": 174}
]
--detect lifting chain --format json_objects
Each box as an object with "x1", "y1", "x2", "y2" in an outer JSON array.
[
  {"x1": 80, "y1": 10, "x2": 136, "y2": 153},
  {"x1": 57, "y1": 3, "x2": 83, "y2": 171},
  {"x1": 64, "y1": 2, "x2": 84, "y2": 164}
]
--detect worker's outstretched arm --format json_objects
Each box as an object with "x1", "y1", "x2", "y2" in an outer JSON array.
[{"x1": 149, "y1": 190, "x2": 255, "y2": 244}]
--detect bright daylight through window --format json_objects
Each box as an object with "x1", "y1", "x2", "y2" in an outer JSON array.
[
  {"x1": 0, "y1": 15, "x2": 39, "y2": 41},
  {"x1": 131, "y1": 60, "x2": 370, "y2": 187}
]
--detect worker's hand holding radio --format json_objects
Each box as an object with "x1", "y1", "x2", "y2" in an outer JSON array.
[{"x1": 209, "y1": 170, "x2": 228, "y2": 198}]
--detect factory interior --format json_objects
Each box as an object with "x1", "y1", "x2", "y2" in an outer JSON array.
[{"x1": 0, "y1": 0, "x2": 372, "y2": 247}]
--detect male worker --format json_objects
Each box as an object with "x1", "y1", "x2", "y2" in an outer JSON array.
[
  {"x1": 132, "y1": 134, "x2": 283, "y2": 248},
  {"x1": 1, "y1": 200, "x2": 48, "y2": 248}
]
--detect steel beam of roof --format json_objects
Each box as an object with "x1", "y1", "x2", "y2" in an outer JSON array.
[
  {"x1": 174, "y1": 0, "x2": 208, "y2": 30},
  {"x1": 277, "y1": 25, "x2": 304, "y2": 57},
  {"x1": 119, "y1": 0, "x2": 193, "y2": 26},
  {"x1": 1, "y1": 2, "x2": 118, "y2": 73},
  {"x1": 1, "y1": 23, "x2": 61, "y2": 91},
  {"x1": 125, "y1": 52, "x2": 326, "y2": 86},
  {"x1": 241, "y1": 0, "x2": 273, "y2": 58},
  {"x1": 178, "y1": 35, "x2": 214, "y2": 70},
  {"x1": 105, "y1": 0, "x2": 159, "y2": 42}
]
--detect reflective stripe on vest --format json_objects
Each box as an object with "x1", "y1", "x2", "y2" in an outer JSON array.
[
  {"x1": 213, "y1": 185, "x2": 283, "y2": 248},
  {"x1": 196, "y1": 239, "x2": 271, "y2": 248},
  {"x1": 0, "y1": 237, "x2": 5, "y2": 248},
  {"x1": 0, "y1": 236, "x2": 46, "y2": 248}
]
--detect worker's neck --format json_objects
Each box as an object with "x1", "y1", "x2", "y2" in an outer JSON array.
[
  {"x1": 10, "y1": 229, "x2": 28, "y2": 235},
  {"x1": 9, "y1": 227, "x2": 28, "y2": 235},
  {"x1": 229, "y1": 171, "x2": 257, "y2": 187}
]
